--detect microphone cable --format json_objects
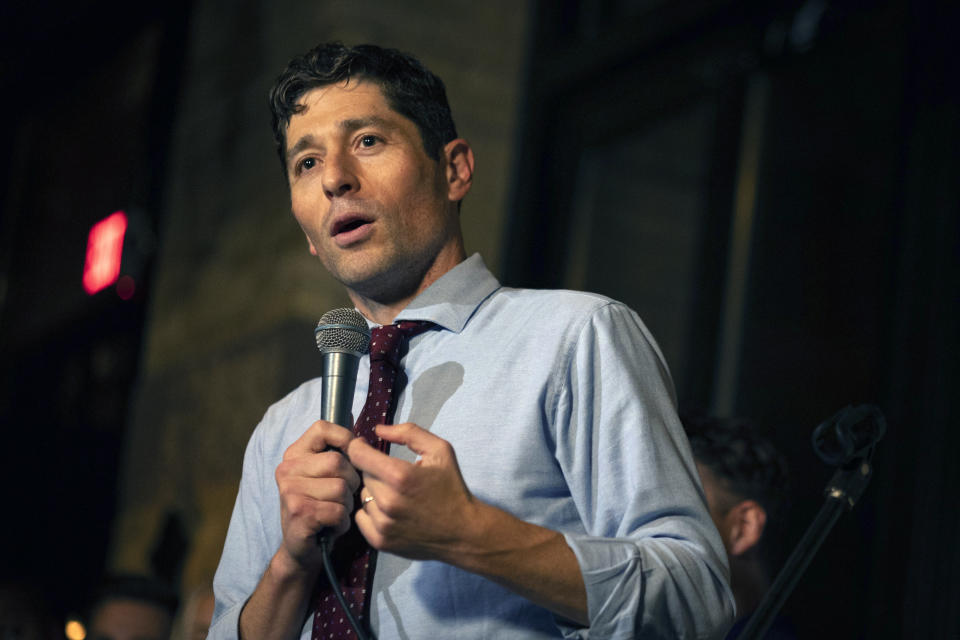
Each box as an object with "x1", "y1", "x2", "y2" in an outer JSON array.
[{"x1": 318, "y1": 534, "x2": 377, "y2": 640}]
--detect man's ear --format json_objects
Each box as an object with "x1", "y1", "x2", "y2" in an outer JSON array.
[
  {"x1": 723, "y1": 499, "x2": 767, "y2": 557},
  {"x1": 443, "y1": 138, "x2": 474, "y2": 203}
]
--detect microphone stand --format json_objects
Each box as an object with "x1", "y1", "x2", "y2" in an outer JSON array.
[{"x1": 736, "y1": 405, "x2": 885, "y2": 640}]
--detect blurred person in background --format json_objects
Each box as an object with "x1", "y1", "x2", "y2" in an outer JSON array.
[
  {"x1": 86, "y1": 574, "x2": 178, "y2": 640},
  {"x1": 682, "y1": 413, "x2": 795, "y2": 639}
]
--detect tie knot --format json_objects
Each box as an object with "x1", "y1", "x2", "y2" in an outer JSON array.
[{"x1": 368, "y1": 321, "x2": 433, "y2": 364}]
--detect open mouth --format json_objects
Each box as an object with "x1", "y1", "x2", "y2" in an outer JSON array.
[{"x1": 332, "y1": 215, "x2": 373, "y2": 237}]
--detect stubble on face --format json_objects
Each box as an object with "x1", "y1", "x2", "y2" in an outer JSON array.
[{"x1": 315, "y1": 162, "x2": 455, "y2": 305}]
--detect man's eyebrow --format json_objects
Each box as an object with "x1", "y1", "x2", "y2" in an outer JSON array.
[
  {"x1": 286, "y1": 134, "x2": 320, "y2": 163},
  {"x1": 285, "y1": 116, "x2": 397, "y2": 163},
  {"x1": 339, "y1": 115, "x2": 396, "y2": 135}
]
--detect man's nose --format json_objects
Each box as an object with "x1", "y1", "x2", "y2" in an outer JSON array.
[{"x1": 322, "y1": 152, "x2": 359, "y2": 199}]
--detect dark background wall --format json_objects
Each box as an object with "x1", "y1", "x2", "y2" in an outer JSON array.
[{"x1": 1, "y1": 0, "x2": 957, "y2": 636}]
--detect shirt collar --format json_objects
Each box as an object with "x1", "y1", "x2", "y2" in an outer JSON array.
[{"x1": 377, "y1": 253, "x2": 499, "y2": 333}]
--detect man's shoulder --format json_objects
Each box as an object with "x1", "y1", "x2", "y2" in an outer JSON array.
[
  {"x1": 276, "y1": 375, "x2": 323, "y2": 405},
  {"x1": 491, "y1": 285, "x2": 618, "y2": 312},
  {"x1": 249, "y1": 377, "x2": 324, "y2": 450},
  {"x1": 484, "y1": 285, "x2": 634, "y2": 328}
]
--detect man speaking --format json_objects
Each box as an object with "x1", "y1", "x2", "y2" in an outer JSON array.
[{"x1": 209, "y1": 42, "x2": 734, "y2": 639}]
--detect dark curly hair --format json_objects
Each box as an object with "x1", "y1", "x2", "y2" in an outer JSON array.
[
  {"x1": 682, "y1": 413, "x2": 790, "y2": 522},
  {"x1": 268, "y1": 43, "x2": 458, "y2": 176}
]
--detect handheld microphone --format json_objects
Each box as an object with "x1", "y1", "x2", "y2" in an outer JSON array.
[
  {"x1": 315, "y1": 308, "x2": 371, "y2": 427},
  {"x1": 314, "y1": 309, "x2": 377, "y2": 640}
]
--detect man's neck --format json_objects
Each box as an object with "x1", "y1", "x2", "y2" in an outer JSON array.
[
  {"x1": 349, "y1": 294, "x2": 410, "y2": 327},
  {"x1": 730, "y1": 554, "x2": 769, "y2": 616},
  {"x1": 348, "y1": 244, "x2": 466, "y2": 325}
]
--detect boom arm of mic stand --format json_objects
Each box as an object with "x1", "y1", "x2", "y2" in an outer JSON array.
[{"x1": 735, "y1": 459, "x2": 874, "y2": 640}]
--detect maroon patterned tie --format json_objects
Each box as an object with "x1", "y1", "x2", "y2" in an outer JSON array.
[{"x1": 312, "y1": 321, "x2": 433, "y2": 639}]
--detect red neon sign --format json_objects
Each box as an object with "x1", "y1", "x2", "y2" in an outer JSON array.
[{"x1": 83, "y1": 211, "x2": 128, "y2": 295}]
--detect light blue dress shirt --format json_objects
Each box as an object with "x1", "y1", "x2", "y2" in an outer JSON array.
[{"x1": 210, "y1": 254, "x2": 734, "y2": 639}]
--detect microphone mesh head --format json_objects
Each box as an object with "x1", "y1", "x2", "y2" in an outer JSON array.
[{"x1": 315, "y1": 308, "x2": 371, "y2": 354}]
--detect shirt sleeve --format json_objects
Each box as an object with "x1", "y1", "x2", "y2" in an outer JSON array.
[
  {"x1": 208, "y1": 417, "x2": 282, "y2": 640},
  {"x1": 552, "y1": 302, "x2": 736, "y2": 639}
]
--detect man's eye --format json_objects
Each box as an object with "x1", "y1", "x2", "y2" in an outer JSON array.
[
  {"x1": 299, "y1": 157, "x2": 317, "y2": 172},
  {"x1": 360, "y1": 135, "x2": 379, "y2": 147}
]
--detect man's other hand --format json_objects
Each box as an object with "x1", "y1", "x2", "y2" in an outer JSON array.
[{"x1": 348, "y1": 423, "x2": 478, "y2": 561}]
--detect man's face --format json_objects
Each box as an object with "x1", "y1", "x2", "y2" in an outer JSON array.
[{"x1": 284, "y1": 80, "x2": 461, "y2": 304}]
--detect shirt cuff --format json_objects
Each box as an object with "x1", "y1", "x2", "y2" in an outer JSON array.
[
  {"x1": 560, "y1": 533, "x2": 642, "y2": 639},
  {"x1": 560, "y1": 533, "x2": 735, "y2": 640}
]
